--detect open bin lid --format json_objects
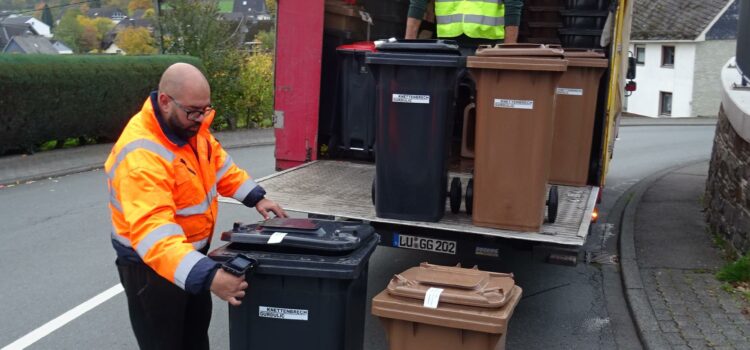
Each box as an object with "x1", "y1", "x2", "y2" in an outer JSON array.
[
  {"x1": 562, "y1": 48, "x2": 609, "y2": 68},
  {"x1": 467, "y1": 43, "x2": 567, "y2": 71},
  {"x1": 386, "y1": 263, "x2": 516, "y2": 308},
  {"x1": 220, "y1": 218, "x2": 376, "y2": 253}
]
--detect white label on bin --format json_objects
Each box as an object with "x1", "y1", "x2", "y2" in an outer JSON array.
[
  {"x1": 423, "y1": 288, "x2": 444, "y2": 309},
  {"x1": 267, "y1": 232, "x2": 287, "y2": 244},
  {"x1": 392, "y1": 94, "x2": 430, "y2": 104},
  {"x1": 556, "y1": 88, "x2": 584, "y2": 96},
  {"x1": 494, "y1": 98, "x2": 534, "y2": 109},
  {"x1": 259, "y1": 306, "x2": 309, "y2": 321}
]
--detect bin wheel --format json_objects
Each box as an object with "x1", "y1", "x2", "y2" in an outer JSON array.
[
  {"x1": 449, "y1": 177, "x2": 462, "y2": 214},
  {"x1": 371, "y1": 178, "x2": 376, "y2": 206},
  {"x1": 547, "y1": 186, "x2": 559, "y2": 223},
  {"x1": 465, "y1": 178, "x2": 474, "y2": 215}
]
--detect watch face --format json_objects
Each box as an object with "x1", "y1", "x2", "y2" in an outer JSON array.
[{"x1": 231, "y1": 256, "x2": 253, "y2": 270}]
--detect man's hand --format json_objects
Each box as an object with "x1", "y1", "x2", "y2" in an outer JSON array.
[
  {"x1": 255, "y1": 198, "x2": 288, "y2": 220},
  {"x1": 210, "y1": 269, "x2": 248, "y2": 306}
]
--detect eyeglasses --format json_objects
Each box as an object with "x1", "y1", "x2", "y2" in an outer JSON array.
[{"x1": 166, "y1": 94, "x2": 213, "y2": 122}]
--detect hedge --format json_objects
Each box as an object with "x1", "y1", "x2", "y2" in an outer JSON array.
[{"x1": 0, "y1": 54, "x2": 203, "y2": 155}]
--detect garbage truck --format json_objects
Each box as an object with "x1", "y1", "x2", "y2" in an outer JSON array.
[{"x1": 222, "y1": 0, "x2": 637, "y2": 265}]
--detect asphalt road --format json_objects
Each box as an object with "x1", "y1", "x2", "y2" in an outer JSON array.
[{"x1": 0, "y1": 124, "x2": 716, "y2": 350}]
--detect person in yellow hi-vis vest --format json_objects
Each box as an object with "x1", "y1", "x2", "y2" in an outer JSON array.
[{"x1": 405, "y1": 0, "x2": 523, "y2": 50}]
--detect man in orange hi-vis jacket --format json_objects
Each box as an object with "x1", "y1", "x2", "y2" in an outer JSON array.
[{"x1": 105, "y1": 62, "x2": 287, "y2": 349}]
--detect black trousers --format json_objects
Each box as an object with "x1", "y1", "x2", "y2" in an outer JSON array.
[{"x1": 116, "y1": 259, "x2": 212, "y2": 350}]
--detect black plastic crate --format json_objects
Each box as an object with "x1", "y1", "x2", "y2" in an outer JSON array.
[
  {"x1": 560, "y1": 10, "x2": 608, "y2": 29},
  {"x1": 565, "y1": 0, "x2": 610, "y2": 11},
  {"x1": 559, "y1": 28, "x2": 602, "y2": 48}
]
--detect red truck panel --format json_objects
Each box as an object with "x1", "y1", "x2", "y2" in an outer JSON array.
[{"x1": 273, "y1": 0, "x2": 324, "y2": 170}]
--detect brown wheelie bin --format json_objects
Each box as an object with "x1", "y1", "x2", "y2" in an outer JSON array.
[
  {"x1": 549, "y1": 49, "x2": 608, "y2": 186},
  {"x1": 466, "y1": 44, "x2": 567, "y2": 232},
  {"x1": 372, "y1": 263, "x2": 522, "y2": 350}
]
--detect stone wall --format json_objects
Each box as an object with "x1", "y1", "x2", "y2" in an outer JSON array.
[{"x1": 705, "y1": 107, "x2": 750, "y2": 256}]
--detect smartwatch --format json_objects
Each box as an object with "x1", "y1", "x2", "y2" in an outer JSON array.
[{"x1": 221, "y1": 254, "x2": 258, "y2": 277}]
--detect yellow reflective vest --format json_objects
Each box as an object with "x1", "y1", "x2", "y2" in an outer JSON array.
[
  {"x1": 435, "y1": 0, "x2": 506, "y2": 39},
  {"x1": 105, "y1": 94, "x2": 262, "y2": 293}
]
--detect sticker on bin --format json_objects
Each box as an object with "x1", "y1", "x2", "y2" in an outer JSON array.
[
  {"x1": 494, "y1": 98, "x2": 534, "y2": 110},
  {"x1": 258, "y1": 306, "x2": 309, "y2": 321},
  {"x1": 393, "y1": 233, "x2": 456, "y2": 255},
  {"x1": 556, "y1": 88, "x2": 584, "y2": 96},
  {"x1": 423, "y1": 287, "x2": 444, "y2": 309},
  {"x1": 267, "y1": 232, "x2": 287, "y2": 244},
  {"x1": 392, "y1": 94, "x2": 430, "y2": 104}
]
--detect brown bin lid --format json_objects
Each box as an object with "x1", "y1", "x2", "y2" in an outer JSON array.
[
  {"x1": 373, "y1": 280, "x2": 523, "y2": 334},
  {"x1": 468, "y1": 44, "x2": 567, "y2": 71},
  {"x1": 475, "y1": 43, "x2": 564, "y2": 57},
  {"x1": 386, "y1": 262, "x2": 516, "y2": 308},
  {"x1": 563, "y1": 48, "x2": 609, "y2": 68}
]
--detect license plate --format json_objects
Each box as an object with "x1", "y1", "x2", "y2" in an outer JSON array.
[{"x1": 393, "y1": 234, "x2": 456, "y2": 255}]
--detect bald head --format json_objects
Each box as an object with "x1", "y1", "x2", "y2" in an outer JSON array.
[{"x1": 158, "y1": 62, "x2": 211, "y2": 100}]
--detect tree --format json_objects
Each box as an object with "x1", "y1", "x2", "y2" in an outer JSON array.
[
  {"x1": 54, "y1": 8, "x2": 83, "y2": 52},
  {"x1": 264, "y1": 0, "x2": 276, "y2": 16},
  {"x1": 41, "y1": 4, "x2": 54, "y2": 29},
  {"x1": 77, "y1": 15, "x2": 114, "y2": 52},
  {"x1": 160, "y1": 0, "x2": 258, "y2": 129},
  {"x1": 115, "y1": 26, "x2": 157, "y2": 54},
  {"x1": 127, "y1": 0, "x2": 153, "y2": 15}
]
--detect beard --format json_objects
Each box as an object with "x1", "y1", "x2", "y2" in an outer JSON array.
[{"x1": 166, "y1": 110, "x2": 200, "y2": 141}]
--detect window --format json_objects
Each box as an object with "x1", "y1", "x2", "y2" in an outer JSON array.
[
  {"x1": 661, "y1": 46, "x2": 675, "y2": 67},
  {"x1": 635, "y1": 46, "x2": 645, "y2": 65},
  {"x1": 659, "y1": 92, "x2": 672, "y2": 116}
]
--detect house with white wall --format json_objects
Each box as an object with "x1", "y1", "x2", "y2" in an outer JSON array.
[
  {"x1": 626, "y1": 0, "x2": 738, "y2": 118},
  {"x1": 0, "y1": 15, "x2": 51, "y2": 38}
]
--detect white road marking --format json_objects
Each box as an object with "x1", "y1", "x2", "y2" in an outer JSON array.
[{"x1": 1, "y1": 284, "x2": 124, "y2": 350}]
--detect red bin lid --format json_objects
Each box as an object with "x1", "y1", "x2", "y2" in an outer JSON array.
[{"x1": 337, "y1": 41, "x2": 376, "y2": 52}]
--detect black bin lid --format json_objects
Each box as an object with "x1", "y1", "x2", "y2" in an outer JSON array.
[
  {"x1": 366, "y1": 39, "x2": 465, "y2": 67},
  {"x1": 220, "y1": 218, "x2": 376, "y2": 253},
  {"x1": 375, "y1": 39, "x2": 461, "y2": 54}
]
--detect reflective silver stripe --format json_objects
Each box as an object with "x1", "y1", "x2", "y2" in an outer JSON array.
[
  {"x1": 107, "y1": 139, "x2": 175, "y2": 179},
  {"x1": 111, "y1": 230, "x2": 131, "y2": 247},
  {"x1": 232, "y1": 179, "x2": 258, "y2": 202},
  {"x1": 464, "y1": 14, "x2": 504, "y2": 26},
  {"x1": 109, "y1": 187, "x2": 123, "y2": 213},
  {"x1": 176, "y1": 185, "x2": 217, "y2": 216},
  {"x1": 135, "y1": 223, "x2": 184, "y2": 258},
  {"x1": 216, "y1": 155, "x2": 234, "y2": 182},
  {"x1": 192, "y1": 238, "x2": 209, "y2": 250},
  {"x1": 174, "y1": 250, "x2": 204, "y2": 290},
  {"x1": 437, "y1": 14, "x2": 465, "y2": 24}
]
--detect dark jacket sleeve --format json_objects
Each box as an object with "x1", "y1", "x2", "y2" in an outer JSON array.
[
  {"x1": 408, "y1": 0, "x2": 428, "y2": 19},
  {"x1": 505, "y1": 0, "x2": 524, "y2": 26}
]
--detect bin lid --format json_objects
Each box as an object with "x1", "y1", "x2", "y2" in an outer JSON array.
[
  {"x1": 467, "y1": 44, "x2": 567, "y2": 71},
  {"x1": 562, "y1": 48, "x2": 609, "y2": 68},
  {"x1": 337, "y1": 41, "x2": 376, "y2": 52},
  {"x1": 372, "y1": 263, "x2": 523, "y2": 334},
  {"x1": 220, "y1": 218, "x2": 376, "y2": 253},
  {"x1": 374, "y1": 39, "x2": 460, "y2": 55},
  {"x1": 385, "y1": 263, "x2": 516, "y2": 308}
]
